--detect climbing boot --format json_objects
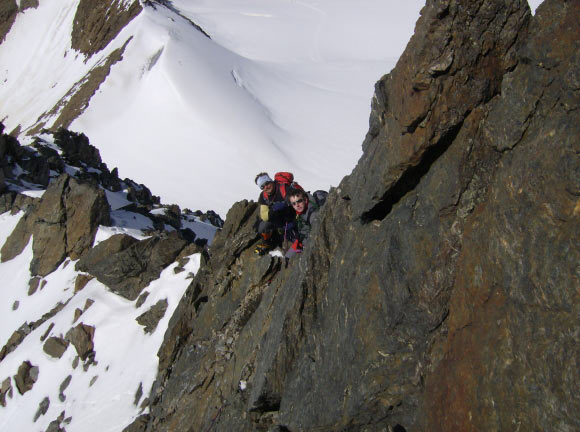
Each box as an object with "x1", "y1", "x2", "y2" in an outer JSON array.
[
  {"x1": 254, "y1": 242, "x2": 273, "y2": 255},
  {"x1": 254, "y1": 232, "x2": 273, "y2": 255}
]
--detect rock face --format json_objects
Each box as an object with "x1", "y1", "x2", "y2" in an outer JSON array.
[
  {"x1": 71, "y1": 0, "x2": 142, "y2": 57},
  {"x1": 130, "y1": 0, "x2": 580, "y2": 431}
]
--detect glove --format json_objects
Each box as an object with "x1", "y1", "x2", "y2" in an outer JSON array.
[{"x1": 271, "y1": 202, "x2": 287, "y2": 212}]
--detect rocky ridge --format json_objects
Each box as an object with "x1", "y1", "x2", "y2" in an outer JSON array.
[
  {"x1": 122, "y1": 0, "x2": 579, "y2": 431},
  {"x1": 0, "y1": 123, "x2": 223, "y2": 428}
]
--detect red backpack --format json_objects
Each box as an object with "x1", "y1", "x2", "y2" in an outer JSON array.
[{"x1": 274, "y1": 172, "x2": 303, "y2": 199}]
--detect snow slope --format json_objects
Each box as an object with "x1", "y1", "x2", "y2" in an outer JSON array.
[{"x1": 0, "y1": 208, "x2": 201, "y2": 432}]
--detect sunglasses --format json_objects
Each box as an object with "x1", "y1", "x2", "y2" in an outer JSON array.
[
  {"x1": 290, "y1": 198, "x2": 305, "y2": 206},
  {"x1": 260, "y1": 182, "x2": 273, "y2": 190}
]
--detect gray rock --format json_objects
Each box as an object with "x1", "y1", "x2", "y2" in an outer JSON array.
[
  {"x1": 0, "y1": 328, "x2": 26, "y2": 362},
  {"x1": 59, "y1": 375, "x2": 72, "y2": 402},
  {"x1": 13, "y1": 361, "x2": 38, "y2": 395},
  {"x1": 122, "y1": 414, "x2": 150, "y2": 432},
  {"x1": 134, "y1": 382, "x2": 143, "y2": 406},
  {"x1": 1, "y1": 174, "x2": 110, "y2": 276},
  {"x1": 77, "y1": 231, "x2": 189, "y2": 300},
  {"x1": 74, "y1": 273, "x2": 94, "y2": 292},
  {"x1": 136, "y1": 299, "x2": 168, "y2": 334},
  {"x1": 45, "y1": 411, "x2": 67, "y2": 432},
  {"x1": 0, "y1": 377, "x2": 12, "y2": 407},
  {"x1": 28, "y1": 277, "x2": 41, "y2": 295},
  {"x1": 43, "y1": 336, "x2": 69, "y2": 359},
  {"x1": 33, "y1": 396, "x2": 49, "y2": 422},
  {"x1": 0, "y1": 1, "x2": 18, "y2": 46}
]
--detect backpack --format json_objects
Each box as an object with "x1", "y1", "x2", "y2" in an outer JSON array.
[
  {"x1": 311, "y1": 190, "x2": 328, "y2": 208},
  {"x1": 274, "y1": 171, "x2": 303, "y2": 199}
]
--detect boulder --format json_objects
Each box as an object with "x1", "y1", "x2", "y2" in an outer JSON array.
[
  {"x1": 65, "y1": 323, "x2": 95, "y2": 361},
  {"x1": 59, "y1": 375, "x2": 72, "y2": 402},
  {"x1": 13, "y1": 361, "x2": 38, "y2": 394},
  {"x1": 77, "y1": 231, "x2": 189, "y2": 300},
  {"x1": 74, "y1": 273, "x2": 94, "y2": 292},
  {"x1": 1, "y1": 174, "x2": 111, "y2": 276},
  {"x1": 0, "y1": 377, "x2": 12, "y2": 407},
  {"x1": 45, "y1": 411, "x2": 67, "y2": 432},
  {"x1": 43, "y1": 336, "x2": 69, "y2": 359},
  {"x1": 136, "y1": 299, "x2": 168, "y2": 334},
  {"x1": 0, "y1": 326, "x2": 28, "y2": 362}
]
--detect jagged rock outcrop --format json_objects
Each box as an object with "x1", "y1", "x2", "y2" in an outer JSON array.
[
  {"x1": 129, "y1": 0, "x2": 580, "y2": 431},
  {"x1": 77, "y1": 231, "x2": 192, "y2": 300},
  {"x1": 0, "y1": 123, "x2": 222, "y2": 418},
  {"x1": 0, "y1": 0, "x2": 38, "y2": 44},
  {"x1": 139, "y1": 200, "x2": 287, "y2": 432},
  {"x1": 0, "y1": 125, "x2": 220, "y2": 280},
  {"x1": 1, "y1": 173, "x2": 111, "y2": 276}
]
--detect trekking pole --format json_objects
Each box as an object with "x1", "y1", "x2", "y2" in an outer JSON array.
[{"x1": 283, "y1": 222, "x2": 288, "y2": 252}]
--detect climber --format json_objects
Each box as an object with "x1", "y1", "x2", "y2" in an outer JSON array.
[
  {"x1": 253, "y1": 172, "x2": 297, "y2": 254},
  {"x1": 284, "y1": 188, "x2": 321, "y2": 259}
]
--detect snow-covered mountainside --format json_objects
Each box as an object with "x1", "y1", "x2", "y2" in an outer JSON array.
[
  {"x1": 0, "y1": 123, "x2": 222, "y2": 431},
  {"x1": 0, "y1": 0, "x2": 429, "y2": 216}
]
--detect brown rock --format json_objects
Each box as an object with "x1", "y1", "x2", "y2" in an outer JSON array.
[
  {"x1": 136, "y1": 299, "x2": 168, "y2": 334},
  {"x1": 0, "y1": 0, "x2": 18, "y2": 44},
  {"x1": 1, "y1": 174, "x2": 110, "y2": 276},
  {"x1": 0, "y1": 377, "x2": 12, "y2": 407},
  {"x1": 43, "y1": 337, "x2": 69, "y2": 359},
  {"x1": 28, "y1": 277, "x2": 41, "y2": 295},
  {"x1": 77, "y1": 231, "x2": 189, "y2": 300},
  {"x1": 13, "y1": 361, "x2": 38, "y2": 394},
  {"x1": 65, "y1": 323, "x2": 95, "y2": 361},
  {"x1": 71, "y1": 0, "x2": 142, "y2": 57},
  {"x1": 74, "y1": 273, "x2": 94, "y2": 292}
]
